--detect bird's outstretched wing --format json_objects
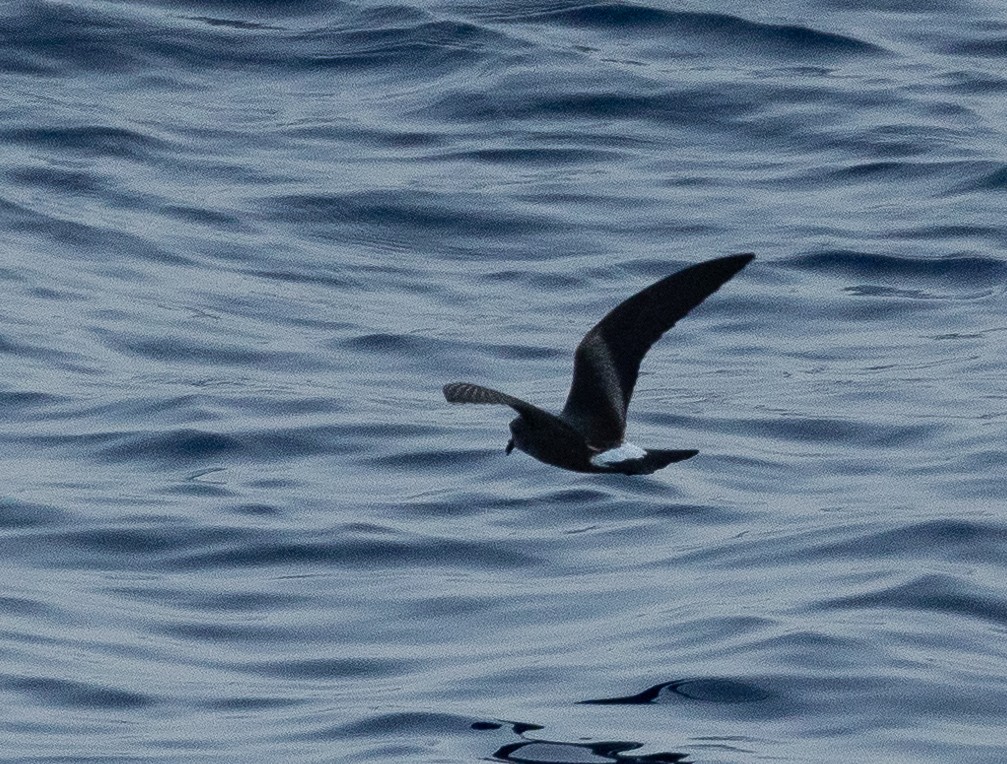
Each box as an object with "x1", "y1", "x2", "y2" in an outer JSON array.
[
  {"x1": 444, "y1": 382, "x2": 533, "y2": 409},
  {"x1": 443, "y1": 382, "x2": 573, "y2": 433},
  {"x1": 561, "y1": 253, "x2": 754, "y2": 447}
]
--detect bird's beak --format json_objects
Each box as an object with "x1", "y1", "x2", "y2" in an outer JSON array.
[{"x1": 505, "y1": 439, "x2": 515, "y2": 455}]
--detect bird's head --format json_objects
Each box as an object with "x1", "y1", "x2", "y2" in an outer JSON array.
[{"x1": 506, "y1": 416, "x2": 528, "y2": 455}]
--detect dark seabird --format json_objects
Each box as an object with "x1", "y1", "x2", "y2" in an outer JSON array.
[{"x1": 443, "y1": 253, "x2": 754, "y2": 475}]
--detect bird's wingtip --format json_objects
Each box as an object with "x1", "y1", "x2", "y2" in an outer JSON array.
[{"x1": 715, "y1": 252, "x2": 755, "y2": 277}]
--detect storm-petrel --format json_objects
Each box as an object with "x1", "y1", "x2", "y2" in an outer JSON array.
[{"x1": 443, "y1": 253, "x2": 754, "y2": 475}]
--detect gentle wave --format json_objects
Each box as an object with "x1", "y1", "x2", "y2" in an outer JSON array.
[{"x1": 3, "y1": 0, "x2": 1006, "y2": 761}]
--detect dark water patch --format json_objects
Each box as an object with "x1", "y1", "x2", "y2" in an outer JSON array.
[
  {"x1": 949, "y1": 36, "x2": 1007, "y2": 58},
  {"x1": 203, "y1": 696, "x2": 303, "y2": 711},
  {"x1": 236, "y1": 396, "x2": 346, "y2": 417},
  {"x1": 241, "y1": 657, "x2": 403, "y2": 680},
  {"x1": 348, "y1": 422, "x2": 444, "y2": 439},
  {"x1": 247, "y1": 476, "x2": 298, "y2": 490},
  {"x1": 494, "y1": 739, "x2": 690, "y2": 764},
  {"x1": 23, "y1": 5, "x2": 327, "y2": 76},
  {"x1": 824, "y1": 0, "x2": 955, "y2": 9},
  {"x1": 662, "y1": 526, "x2": 840, "y2": 570},
  {"x1": 843, "y1": 284, "x2": 941, "y2": 299},
  {"x1": 21, "y1": 345, "x2": 123, "y2": 382},
  {"x1": 266, "y1": 186, "x2": 382, "y2": 227},
  {"x1": 548, "y1": 487, "x2": 614, "y2": 505},
  {"x1": 335, "y1": 332, "x2": 563, "y2": 370},
  {"x1": 317, "y1": 711, "x2": 481, "y2": 738},
  {"x1": 26, "y1": 521, "x2": 213, "y2": 568},
  {"x1": 0, "y1": 333, "x2": 32, "y2": 355},
  {"x1": 97, "y1": 331, "x2": 326, "y2": 371},
  {"x1": 0, "y1": 499, "x2": 69, "y2": 529},
  {"x1": 8, "y1": 165, "x2": 108, "y2": 194},
  {"x1": 485, "y1": 269, "x2": 588, "y2": 291},
  {"x1": 820, "y1": 159, "x2": 949, "y2": 183},
  {"x1": 439, "y1": 147, "x2": 622, "y2": 166},
  {"x1": 821, "y1": 573, "x2": 1007, "y2": 625},
  {"x1": 949, "y1": 164, "x2": 1007, "y2": 194},
  {"x1": 582, "y1": 678, "x2": 771, "y2": 705},
  {"x1": 28, "y1": 283, "x2": 85, "y2": 301},
  {"x1": 162, "y1": 621, "x2": 293, "y2": 642},
  {"x1": 0, "y1": 675, "x2": 155, "y2": 710},
  {"x1": 170, "y1": 0, "x2": 332, "y2": 14},
  {"x1": 160, "y1": 203, "x2": 248, "y2": 230},
  {"x1": 44, "y1": 392, "x2": 222, "y2": 426},
  {"x1": 112, "y1": 585, "x2": 303, "y2": 613},
  {"x1": 165, "y1": 531, "x2": 538, "y2": 572},
  {"x1": 0, "y1": 265, "x2": 29, "y2": 284},
  {"x1": 473, "y1": 488, "x2": 615, "y2": 512},
  {"x1": 164, "y1": 481, "x2": 233, "y2": 499},
  {"x1": 303, "y1": 20, "x2": 518, "y2": 73},
  {"x1": 893, "y1": 223, "x2": 1004, "y2": 242},
  {"x1": 97, "y1": 428, "x2": 242, "y2": 464},
  {"x1": 516, "y1": 4, "x2": 886, "y2": 58},
  {"x1": 303, "y1": 714, "x2": 692, "y2": 762},
  {"x1": 511, "y1": 2, "x2": 679, "y2": 28},
  {"x1": 494, "y1": 343, "x2": 566, "y2": 361},
  {"x1": 944, "y1": 69, "x2": 1007, "y2": 95},
  {"x1": 283, "y1": 123, "x2": 449, "y2": 151},
  {"x1": 0, "y1": 196, "x2": 181, "y2": 264},
  {"x1": 788, "y1": 250, "x2": 1007, "y2": 288},
  {"x1": 227, "y1": 425, "x2": 347, "y2": 460},
  {"x1": 1, "y1": 125, "x2": 171, "y2": 161},
  {"x1": 0, "y1": 2, "x2": 140, "y2": 75},
  {"x1": 809, "y1": 519, "x2": 1007, "y2": 565},
  {"x1": 364, "y1": 448, "x2": 483, "y2": 471},
  {"x1": 181, "y1": 16, "x2": 287, "y2": 31},
  {"x1": 4, "y1": 522, "x2": 537, "y2": 573},
  {"x1": 0, "y1": 390, "x2": 69, "y2": 415},
  {"x1": 337, "y1": 332, "x2": 450, "y2": 354},
  {"x1": 0, "y1": 595, "x2": 54, "y2": 618},
  {"x1": 473, "y1": 721, "x2": 503, "y2": 730},
  {"x1": 401, "y1": 488, "x2": 507, "y2": 517},
  {"x1": 294, "y1": 713, "x2": 526, "y2": 757},
  {"x1": 704, "y1": 413, "x2": 935, "y2": 448},
  {"x1": 851, "y1": 126, "x2": 972, "y2": 160},
  {"x1": 262, "y1": 190, "x2": 559, "y2": 240},
  {"x1": 427, "y1": 87, "x2": 754, "y2": 128},
  {"x1": 241, "y1": 266, "x2": 358, "y2": 290},
  {"x1": 229, "y1": 502, "x2": 283, "y2": 516},
  {"x1": 50, "y1": 524, "x2": 231, "y2": 559},
  {"x1": 402, "y1": 593, "x2": 494, "y2": 619},
  {"x1": 746, "y1": 630, "x2": 869, "y2": 672}
]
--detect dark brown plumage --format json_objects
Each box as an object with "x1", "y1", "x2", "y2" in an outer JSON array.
[{"x1": 443, "y1": 254, "x2": 754, "y2": 475}]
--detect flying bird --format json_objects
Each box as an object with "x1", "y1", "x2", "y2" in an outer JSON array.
[{"x1": 443, "y1": 254, "x2": 754, "y2": 475}]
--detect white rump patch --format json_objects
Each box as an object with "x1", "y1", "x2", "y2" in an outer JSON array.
[{"x1": 590, "y1": 441, "x2": 647, "y2": 467}]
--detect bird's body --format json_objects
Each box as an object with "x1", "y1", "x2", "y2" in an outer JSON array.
[{"x1": 443, "y1": 254, "x2": 754, "y2": 475}]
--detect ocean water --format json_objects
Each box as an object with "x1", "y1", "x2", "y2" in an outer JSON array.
[{"x1": 2, "y1": 0, "x2": 1006, "y2": 761}]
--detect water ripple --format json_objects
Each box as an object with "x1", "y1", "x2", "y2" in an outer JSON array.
[{"x1": 3, "y1": 0, "x2": 1006, "y2": 761}]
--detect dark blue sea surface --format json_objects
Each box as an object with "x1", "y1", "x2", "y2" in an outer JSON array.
[{"x1": 2, "y1": 0, "x2": 1006, "y2": 761}]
